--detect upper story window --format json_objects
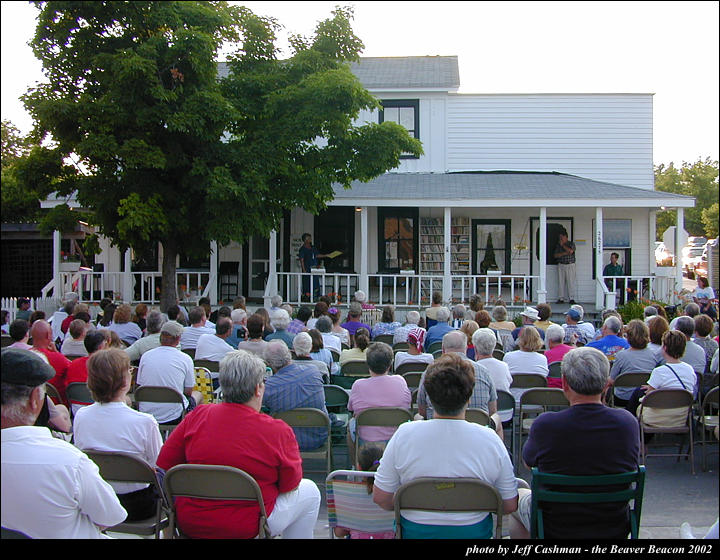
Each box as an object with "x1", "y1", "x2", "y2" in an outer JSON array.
[{"x1": 379, "y1": 99, "x2": 419, "y2": 159}]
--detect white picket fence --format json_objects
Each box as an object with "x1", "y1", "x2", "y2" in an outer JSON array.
[{"x1": 1, "y1": 297, "x2": 63, "y2": 323}]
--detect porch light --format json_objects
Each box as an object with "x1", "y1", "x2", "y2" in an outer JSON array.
[{"x1": 355, "y1": 207, "x2": 362, "y2": 212}]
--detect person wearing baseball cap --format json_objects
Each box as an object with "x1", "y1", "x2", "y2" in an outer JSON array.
[
  {"x1": 511, "y1": 306, "x2": 546, "y2": 347},
  {"x1": 1, "y1": 348, "x2": 127, "y2": 538},
  {"x1": 562, "y1": 307, "x2": 588, "y2": 346}
]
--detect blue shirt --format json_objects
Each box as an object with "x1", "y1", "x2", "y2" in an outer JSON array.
[
  {"x1": 298, "y1": 245, "x2": 319, "y2": 271},
  {"x1": 225, "y1": 325, "x2": 247, "y2": 349},
  {"x1": 586, "y1": 335, "x2": 630, "y2": 362},
  {"x1": 262, "y1": 362, "x2": 328, "y2": 451},
  {"x1": 424, "y1": 323, "x2": 455, "y2": 351},
  {"x1": 265, "y1": 329, "x2": 295, "y2": 349}
]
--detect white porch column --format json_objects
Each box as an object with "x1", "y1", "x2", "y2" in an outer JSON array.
[
  {"x1": 122, "y1": 249, "x2": 132, "y2": 303},
  {"x1": 53, "y1": 230, "x2": 62, "y2": 299},
  {"x1": 649, "y1": 210, "x2": 657, "y2": 275},
  {"x1": 675, "y1": 208, "x2": 684, "y2": 297},
  {"x1": 360, "y1": 207, "x2": 369, "y2": 296},
  {"x1": 595, "y1": 207, "x2": 605, "y2": 309},
  {"x1": 443, "y1": 207, "x2": 452, "y2": 304},
  {"x1": 538, "y1": 208, "x2": 547, "y2": 304},
  {"x1": 209, "y1": 240, "x2": 218, "y2": 305},
  {"x1": 268, "y1": 231, "x2": 277, "y2": 297}
]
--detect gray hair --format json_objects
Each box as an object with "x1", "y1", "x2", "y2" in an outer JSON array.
[
  {"x1": 231, "y1": 308, "x2": 247, "y2": 323},
  {"x1": 472, "y1": 328, "x2": 498, "y2": 356},
  {"x1": 366, "y1": 342, "x2": 393, "y2": 374},
  {"x1": 683, "y1": 303, "x2": 700, "y2": 318},
  {"x1": 603, "y1": 316, "x2": 623, "y2": 334},
  {"x1": 219, "y1": 350, "x2": 267, "y2": 404},
  {"x1": 492, "y1": 305, "x2": 508, "y2": 322},
  {"x1": 643, "y1": 306, "x2": 658, "y2": 318},
  {"x1": 405, "y1": 310, "x2": 420, "y2": 325},
  {"x1": 145, "y1": 310, "x2": 165, "y2": 334},
  {"x1": 442, "y1": 330, "x2": 467, "y2": 352},
  {"x1": 316, "y1": 315, "x2": 332, "y2": 333},
  {"x1": 561, "y1": 347, "x2": 609, "y2": 396},
  {"x1": 452, "y1": 304, "x2": 466, "y2": 319},
  {"x1": 270, "y1": 294, "x2": 283, "y2": 308},
  {"x1": 270, "y1": 309, "x2": 290, "y2": 331},
  {"x1": 293, "y1": 332, "x2": 313, "y2": 357},
  {"x1": 675, "y1": 316, "x2": 695, "y2": 338},
  {"x1": 354, "y1": 290, "x2": 367, "y2": 303},
  {"x1": 264, "y1": 340, "x2": 292, "y2": 372},
  {"x1": 1, "y1": 382, "x2": 43, "y2": 425},
  {"x1": 570, "y1": 304, "x2": 584, "y2": 320},
  {"x1": 349, "y1": 302, "x2": 363, "y2": 317},
  {"x1": 436, "y1": 307, "x2": 451, "y2": 323},
  {"x1": 281, "y1": 304, "x2": 293, "y2": 316},
  {"x1": 545, "y1": 324, "x2": 565, "y2": 346}
]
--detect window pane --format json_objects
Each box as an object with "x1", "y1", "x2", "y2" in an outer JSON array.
[
  {"x1": 398, "y1": 239, "x2": 414, "y2": 270},
  {"x1": 398, "y1": 217, "x2": 414, "y2": 239},
  {"x1": 399, "y1": 107, "x2": 415, "y2": 131},
  {"x1": 384, "y1": 217, "x2": 399, "y2": 240},
  {"x1": 384, "y1": 107, "x2": 399, "y2": 123}
]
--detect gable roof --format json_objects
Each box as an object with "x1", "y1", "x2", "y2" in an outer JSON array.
[{"x1": 329, "y1": 171, "x2": 695, "y2": 209}]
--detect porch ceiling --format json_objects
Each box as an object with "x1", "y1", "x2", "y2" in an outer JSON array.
[{"x1": 329, "y1": 171, "x2": 695, "y2": 209}]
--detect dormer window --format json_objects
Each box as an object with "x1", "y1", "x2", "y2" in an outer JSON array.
[{"x1": 379, "y1": 99, "x2": 419, "y2": 159}]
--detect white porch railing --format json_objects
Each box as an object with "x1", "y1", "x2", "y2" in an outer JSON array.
[
  {"x1": 451, "y1": 274, "x2": 537, "y2": 307},
  {"x1": 600, "y1": 275, "x2": 680, "y2": 309},
  {"x1": 275, "y1": 271, "x2": 360, "y2": 306}
]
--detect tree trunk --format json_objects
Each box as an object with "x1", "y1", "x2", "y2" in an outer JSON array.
[{"x1": 160, "y1": 238, "x2": 178, "y2": 313}]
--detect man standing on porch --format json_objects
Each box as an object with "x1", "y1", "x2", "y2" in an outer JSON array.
[
  {"x1": 553, "y1": 229, "x2": 577, "y2": 304},
  {"x1": 298, "y1": 233, "x2": 328, "y2": 301}
]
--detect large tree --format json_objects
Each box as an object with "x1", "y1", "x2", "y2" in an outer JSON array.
[
  {"x1": 655, "y1": 157, "x2": 719, "y2": 239},
  {"x1": 22, "y1": 2, "x2": 422, "y2": 310}
]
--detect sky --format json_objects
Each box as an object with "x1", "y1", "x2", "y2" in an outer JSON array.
[{"x1": 2, "y1": 0, "x2": 718, "y2": 166}]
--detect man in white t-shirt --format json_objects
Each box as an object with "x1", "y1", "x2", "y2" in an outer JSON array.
[
  {"x1": 180, "y1": 306, "x2": 215, "y2": 351},
  {"x1": 1, "y1": 348, "x2": 127, "y2": 538},
  {"x1": 195, "y1": 317, "x2": 235, "y2": 362},
  {"x1": 372, "y1": 353, "x2": 518, "y2": 538},
  {"x1": 137, "y1": 321, "x2": 203, "y2": 424}
]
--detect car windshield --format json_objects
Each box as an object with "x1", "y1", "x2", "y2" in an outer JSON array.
[{"x1": 689, "y1": 247, "x2": 704, "y2": 256}]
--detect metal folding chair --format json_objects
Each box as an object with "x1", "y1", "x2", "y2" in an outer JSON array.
[{"x1": 273, "y1": 408, "x2": 333, "y2": 477}]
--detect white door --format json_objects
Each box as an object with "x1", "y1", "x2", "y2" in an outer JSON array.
[{"x1": 530, "y1": 218, "x2": 573, "y2": 303}]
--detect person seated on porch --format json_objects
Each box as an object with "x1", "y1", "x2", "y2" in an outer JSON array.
[
  {"x1": 266, "y1": 309, "x2": 295, "y2": 349},
  {"x1": 339, "y1": 328, "x2": 371, "y2": 366},
  {"x1": 533, "y1": 303, "x2": 554, "y2": 331},
  {"x1": 371, "y1": 305, "x2": 402, "y2": 339},
  {"x1": 287, "y1": 306, "x2": 311, "y2": 336},
  {"x1": 292, "y1": 332, "x2": 329, "y2": 381},
  {"x1": 373, "y1": 353, "x2": 517, "y2": 539},
  {"x1": 503, "y1": 327, "x2": 549, "y2": 377},
  {"x1": 674, "y1": 316, "x2": 709, "y2": 376},
  {"x1": 315, "y1": 315, "x2": 341, "y2": 356},
  {"x1": 60, "y1": 319, "x2": 89, "y2": 358},
  {"x1": 179, "y1": 306, "x2": 215, "y2": 351},
  {"x1": 423, "y1": 307, "x2": 455, "y2": 352},
  {"x1": 647, "y1": 315, "x2": 669, "y2": 359},
  {"x1": 424, "y1": 291, "x2": 444, "y2": 329},
  {"x1": 393, "y1": 327, "x2": 434, "y2": 370},
  {"x1": 107, "y1": 304, "x2": 143, "y2": 347},
  {"x1": 669, "y1": 302, "x2": 700, "y2": 330},
  {"x1": 132, "y1": 303, "x2": 148, "y2": 334},
  {"x1": 460, "y1": 320, "x2": 479, "y2": 359},
  {"x1": 693, "y1": 314, "x2": 718, "y2": 374},
  {"x1": 603, "y1": 252, "x2": 626, "y2": 301},
  {"x1": 347, "y1": 341, "x2": 411, "y2": 467},
  {"x1": 543, "y1": 324, "x2": 573, "y2": 388},
  {"x1": 586, "y1": 316, "x2": 630, "y2": 363},
  {"x1": 237, "y1": 314, "x2": 269, "y2": 359},
  {"x1": 609, "y1": 319, "x2": 661, "y2": 408},
  {"x1": 307, "y1": 328, "x2": 338, "y2": 375},
  {"x1": 195, "y1": 317, "x2": 235, "y2": 362},
  {"x1": 466, "y1": 294, "x2": 484, "y2": 320},
  {"x1": 328, "y1": 307, "x2": 351, "y2": 347},
  {"x1": 225, "y1": 308, "x2": 248, "y2": 349},
  {"x1": 306, "y1": 301, "x2": 328, "y2": 330},
  {"x1": 392, "y1": 310, "x2": 425, "y2": 345},
  {"x1": 7, "y1": 319, "x2": 32, "y2": 350},
  {"x1": 353, "y1": 290, "x2": 375, "y2": 310},
  {"x1": 341, "y1": 303, "x2": 371, "y2": 346},
  {"x1": 450, "y1": 305, "x2": 466, "y2": 329},
  {"x1": 511, "y1": 307, "x2": 545, "y2": 347}
]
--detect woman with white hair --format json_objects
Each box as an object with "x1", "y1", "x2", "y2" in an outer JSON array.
[
  {"x1": 292, "y1": 331, "x2": 329, "y2": 381},
  {"x1": 265, "y1": 309, "x2": 294, "y2": 349},
  {"x1": 393, "y1": 310, "x2": 425, "y2": 345}
]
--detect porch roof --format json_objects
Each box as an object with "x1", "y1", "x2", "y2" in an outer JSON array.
[{"x1": 329, "y1": 171, "x2": 696, "y2": 208}]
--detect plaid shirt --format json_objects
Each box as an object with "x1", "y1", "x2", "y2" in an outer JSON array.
[
  {"x1": 286, "y1": 319, "x2": 307, "y2": 335},
  {"x1": 555, "y1": 240, "x2": 576, "y2": 264},
  {"x1": 262, "y1": 362, "x2": 328, "y2": 451}
]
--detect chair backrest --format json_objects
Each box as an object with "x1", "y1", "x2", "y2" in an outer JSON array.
[
  {"x1": 163, "y1": 464, "x2": 270, "y2": 538},
  {"x1": 330, "y1": 349, "x2": 340, "y2": 363},
  {"x1": 341, "y1": 360, "x2": 370, "y2": 376},
  {"x1": 194, "y1": 367, "x2": 215, "y2": 404},
  {"x1": 394, "y1": 361, "x2": 429, "y2": 377},
  {"x1": 273, "y1": 407, "x2": 331, "y2": 429},
  {"x1": 432, "y1": 349, "x2": 443, "y2": 359},
  {"x1": 400, "y1": 371, "x2": 423, "y2": 390},
  {"x1": 133, "y1": 385, "x2": 184, "y2": 405},
  {"x1": 392, "y1": 341, "x2": 410, "y2": 353},
  {"x1": 373, "y1": 334, "x2": 394, "y2": 345},
  {"x1": 44, "y1": 382, "x2": 61, "y2": 403},
  {"x1": 325, "y1": 470, "x2": 396, "y2": 538},
  {"x1": 427, "y1": 341, "x2": 443, "y2": 355},
  {"x1": 394, "y1": 477, "x2": 504, "y2": 539},
  {"x1": 496, "y1": 389, "x2": 515, "y2": 416},
  {"x1": 519, "y1": 387, "x2": 569, "y2": 408},
  {"x1": 354, "y1": 407, "x2": 413, "y2": 458},
  {"x1": 510, "y1": 373, "x2": 548, "y2": 389},
  {"x1": 613, "y1": 372, "x2": 651, "y2": 388},
  {"x1": 639, "y1": 388, "x2": 694, "y2": 410},
  {"x1": 492, "y1": 348, "x2": 505, "y2": 360},
  {"x1": 547, "y1": 361, "x2": 562, "y2": 378},
  {"x1": 66, "y1": 382, "x2": 94, "y2": 407},
  {"x1": 323, "y1": 385, "x2": 350, "y2": 412},
  {"x1": 84, "y1": 449, "x2": 161, "y2": 486},
  {"x1": 181, "y1": 348, "x2": 195, "y2": 360},
  {"x1": 193, "y1": 359, "x2": 219, "y2": 372},
  {"x1": 530, "y1": 466, "x2": 646, "y2": 539},
  {"x1": 465, "y1": 408, "x2": 491, "y2": 426},
  {"x1": 702, "y1": 386, "x2": 719, "y2": 413}
]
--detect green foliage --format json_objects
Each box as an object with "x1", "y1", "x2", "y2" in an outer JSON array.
[
  {"x1": 1, "y1": 120, "x2": 42, "y2": 222},
  {"x1": 616, "y1": 298, "x2": 676, "y2": 324},
  {"x1": 655, "y1": 157, "x2": 719, "y2": 239},
  {"x1": 22, "y1": 1, "x2": 421, "y2": 308}
]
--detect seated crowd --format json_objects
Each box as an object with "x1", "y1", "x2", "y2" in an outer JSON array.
[{"x1": 1, "y1": 290, "x2": 717, "y2": 539}]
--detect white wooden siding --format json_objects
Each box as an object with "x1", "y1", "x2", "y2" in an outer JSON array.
[{"x1": 446, "y1": 94, "x2": 654, "y2": 189}]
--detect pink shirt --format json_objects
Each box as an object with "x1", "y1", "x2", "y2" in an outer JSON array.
[
  {"x1": 348, "y1": 375, "x2": 411, "y2": 442},
  {"x1": 545, "y1": 344, "x2": 573, "y2": 365}
]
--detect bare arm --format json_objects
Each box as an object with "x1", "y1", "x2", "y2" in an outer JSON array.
[
  {"x1": 372, "y1": 486, "x2": 395, "y2": 511},
  {"x1": 503, "y1": 496, "x2": 519, "y2": 514},
  {"x1": 488, "y1": 399, "x2": 497, "y2": 416}
]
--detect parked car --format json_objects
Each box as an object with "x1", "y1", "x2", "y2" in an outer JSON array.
[
  {"x1": 688, "y1": 236, "x2": 708, "y2": 247},
  {"x1": 683, "y1": 246, "x2": 706, "y2": 278}
]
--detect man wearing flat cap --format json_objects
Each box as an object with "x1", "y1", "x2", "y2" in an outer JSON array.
[
  {"x1": 1, "y1": 348, "x2": 127, "y2": 538},
  {"x1": 136, "y1": 321, "x2": 203, "y2": 425}
]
